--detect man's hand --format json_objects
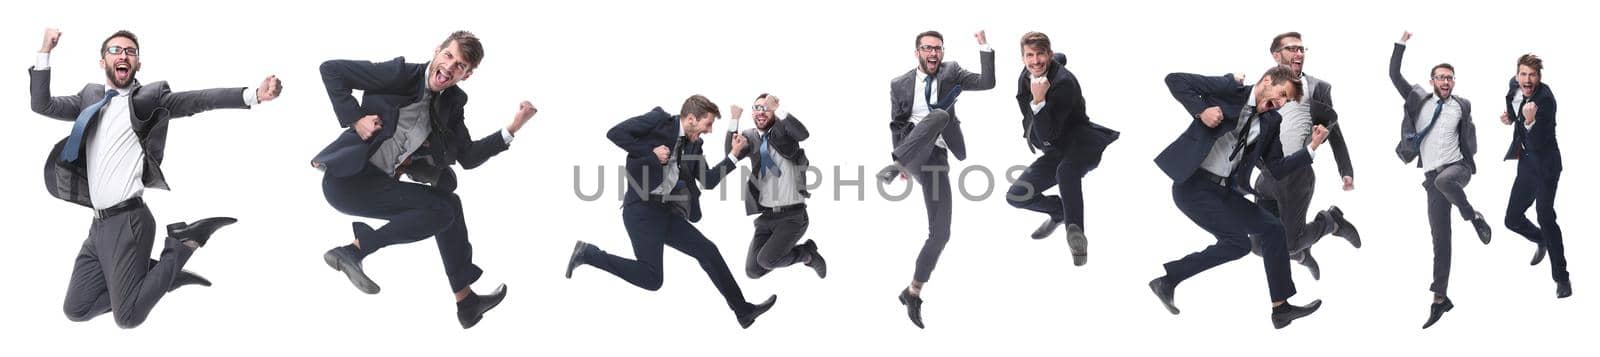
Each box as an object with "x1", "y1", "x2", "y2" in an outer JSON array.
[
  {"x1": 1231, "y1": 73, "x2": 1246, "y2": 85},
  {"x1": 1342, "y1": 176, "x2": 1355, "y2": 191},
  {"x1": 1309, "y1": 124, "x2": 1330, "y2": 150},
  {"x1": 1501, "y1": 111, "x2": 1512, "y2": 125},
  {"x1": 256, "y1": 75, "x2": 282, "y2": 102},
  {"x1": 1199, "y1": 107, "x2": 1223, "y2": 128},
  {"x1": 355, "y1": 115, "x2": 382, "y2": 141},
  {"x1": 654, "y1": 145, "x2": 671, "y2": 164},
  {"x1": 508, "y1": 101, "x2": 537, "y2": 135},
  {"x1": 730, "y1": 104, "x2": 744, "y2": 120},
  {"x1": 1030, "y1": 76, "x2": 1049, "y2": 105},
  {"x1": 974, "y1": 30, "x2": 987, "y2": 46},
  {"x1": 730, "y1": 132, "x2": 748, "y2": 155},
  {"x1": 1400, "y1": 31, "x2": 1412, "y2": 45},
  {"x1": 41, "y1": 28, "x2": 61, "y2": 53},
  {"x1": 1522, "y1": 101, "x2": 1538, "y2": 126}
]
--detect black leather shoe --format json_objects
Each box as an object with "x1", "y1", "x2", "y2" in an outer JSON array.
[
  {"x1": 1531, "y1": 243, "x2": 1547, "y2": 266},
  {"x1": 898, "y1": 288, "x2": 925, "y2": 328},
  {"x1": 323, "y1": 245, "x2": 380, "y2": 294},
  {"x1": 1422, "y1": 296, "x2": 1453, "y2": 329},
  {"x1": 170, "y1": 269, "x2": 212, "y2": 293},
  {"x1": 1066, "y1": 224, "x2": 1088, "y2": 266},
  {"x1": 565, "y1": 241, "x2": 592, "y2": 279},
  {"x1": 1327, "y1": 207, "x2": 1361, "y2": 248},
  {"x1": 1557, "y1": 280, "x2": 1572, "y2": 299},
  {"x1": 1470, "y1": 212, "x2": 1492, "y2": 245},
  {"x1": 737, "y1": 295, "x2": 777, "y2": 329},
  {"x1": 167, "y1": 217, "x2": 237, "y2": 247},
  {"x1": 1031, "y1": 218, "x2": 1063, "y2": 240},
  {"x1": 1296, "y1": 250, "x2": 1322, "y2": 281},
  {"x1": 876, "y1": 165, "x2": 902, "y2": 184},
  {"x1": 1149, "y1": 277, "x2": 1179, "y2": 315},
  {"x1": 457, "y1": 284, "x2": 507, "y2": 329},
  {"x1": 1270, "y1": 299, "x2": 1322, "y2": 329},
  {"x1": 801, "y1": 240, "x2": 827, "y2": 279}
]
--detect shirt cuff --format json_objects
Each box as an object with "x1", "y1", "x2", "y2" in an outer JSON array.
[
  {"x1": 35, "y1": 53, "x2": 50, "y2": 69},
  {"x1": 242, "y1": 87, "x2": 260, "y2": 106},
  {"x1": 1306, "y1": 145, "x2": 1317, "y2": 159},
  {"x1": 500, "y1": 128, "x2": 515, "y2": 144},
  {"x1": 1030, "y1": 100, "x2": 1046, "y2": 114},
  {"x1": 726, "y1": 154, "x2": 739, "y2": 163},
  {"x1": 978, "y1": 44, "x2": 992, "y2": 52},
  {"x1": 775, "y1": 109, "x2": 790, "y2": 120}
]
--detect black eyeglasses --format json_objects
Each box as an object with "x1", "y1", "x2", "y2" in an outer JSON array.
[
  {"x1": 1432, "y1": 75, "x2": 1455, "y2": 81},
  {"x1": 917, "y1": 45, "x2": 944, "y2": 53},
  {"x1": 1279, "y1": 45, "x2": 1307, "y2": 53},
  {"x1": 105, "y1": 46, "x2": 139, "y2": 56},
  {"x1": 753, "y1": 104, "x2": 772, "y2": 112}
]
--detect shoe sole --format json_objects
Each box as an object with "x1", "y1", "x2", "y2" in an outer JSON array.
[
  {"x1": 324, "y1": 250, "x2": 380, "y2": 294},
  {"x1": 462, "y1": 285, "x2": 508, "y2": 329},
  {"x1": 1066, "y1": 225, "x2": 1088, "y2": 266},
  {"x1": 566, "y1": 241, "x2": 588, "y2": 279},
  {"x1": 1149, "y1": 280, "x2": 1179, "y2": 315}
]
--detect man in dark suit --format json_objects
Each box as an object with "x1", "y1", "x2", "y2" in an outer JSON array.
[
  {"x1": 564, "y1": 95, "x2": 779, "y2": 329},
  {"x1": 1390, "y1": 32, "x2": 1492, "y2": 329},
  {"x1": 723, "y1": 94, "x2": 827, "y2": 280},
  {"x1": 314, "y1": 31, "x2": 534, "y2": 329},
  {"x1": 880, "y1": 29, "x2": 996, "y2": 329},
  {"x1": 1499, "y1": 53, "x2": 1568, "y2": 299},
  {"x1": 1147, "y1": 66, "x2": 1327, "y2": 329},
  {"x1": 31, "y1": 28, "x2": 281, "y2": 328},
  {"x1": 1004, "y1": 32, "x2": 1118, "y2": 266},
  {"x1": 1248, "y1": 32, "x2": 1361, "y2": 280}
]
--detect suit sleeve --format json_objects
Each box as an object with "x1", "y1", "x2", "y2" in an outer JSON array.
[
  {"x1": 955, "y1": 50, "x2": 997, "y2": 91},
  {"x1": 157, "y1": 86, "x2": 250, "y2": 119},
  {"x1": 320, "y1": 59, "x2": 413, "y2": 128},
  {"x1": 28, "y1": 68, "x2": 83, "y2": 121},
  {"x1": 1389, "y1": 43, "x2": 1420, "y2": 99},
  {"x1": 1260, "y1": 118, "x2": 1315, "y2": 180},
  {"x1": 450, "y1": 107, "x2": 510, "y2": 170},
  {"x1": 1308, "y1": 83, "x2": 1352, "y2": 177},
  {"x1": 688, "y1": 142, "x2": 739, "y2": 190},
  {"x1": 1165, "y1": 72, "x2": 1237, "y2": 119},
  {"x1": 1528, "y1": 90, "x2": 1558, "y2": 151},
  {"x1": 607, "y1": 110, "x2": 665, "y2": 157}
]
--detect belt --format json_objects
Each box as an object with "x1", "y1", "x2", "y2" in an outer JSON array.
[
  {"x1": 1193, "y1": 171, "x2": 1229, "y2": 188},
  {"x1": 95, "y1": 197, "x2": 145, "y2": 220},
  {"x1": 762, "y1": 203, "x2": 807, "y2": 214}
]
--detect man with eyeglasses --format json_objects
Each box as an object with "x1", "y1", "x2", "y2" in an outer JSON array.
[
  {"x1": 1005, "y1": 32, "x2": 1118, "y2": 265},
  {"x1": 313, "y1": 31, "x2": 534, "y2": 329},
  {"x1": 30, "y1": 28, "x2": 281, "y2": 328},
  {"x1": 880, "y1": 29, "x2": 995, "y2": 329},
  {"x1": 1389, "y1": 31, "x2": 1493, "y2": 329},
  {"x1": 1498, "y1": 53, "x2": 1567, "y2": 299},
  {"x1": 1149, "y1": 66, "x2": 1328, "y2": 329},
  {"x1": 1245, "y1": 32, "x2": 1362, "y2": 281},
  {"x1": 721, "y1": 94, "x2": 827, "y2": 281}
]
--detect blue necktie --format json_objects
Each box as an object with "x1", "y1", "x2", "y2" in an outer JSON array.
[
  {"x1": 759, "y1": 134, "x2": 780, "y2": 177},
  {"x1": 923, "y1": 75, "x2": 935, "y2": 111},
  {"x1": 1413, "y1": 100, "x2": 1444, "y2": 152},
  {"x1": 60, "y1": 90, "x2": 119, "y2": 163}
]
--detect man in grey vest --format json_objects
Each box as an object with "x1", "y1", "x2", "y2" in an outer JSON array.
[{"x1": 723, "y1": 94, "x2": 826, "y2": 280}]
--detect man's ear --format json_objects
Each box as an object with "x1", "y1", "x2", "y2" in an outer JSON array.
[{"x1": 461, "y1": 69, "x2": 474, "y2": 82}]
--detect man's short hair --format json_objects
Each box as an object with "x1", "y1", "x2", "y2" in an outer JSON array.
[
  {"x1": 102, "y1": 30, "x2": 139, "y2": 56},
  {"x1": 915, "y1": 30, "x2": 943, "y2": 46},
  {"x1": 681, "y1": 94, "x2": 720, "y2": 119},
  {"x1": 1269, "y1": 32, "x2": 1301, "y2": 52},
  {"x1": 1261, "y1": 65, "x2": 1304, "y2": 101},
  {"x1": 1021, "y1": 31, "x2": 1051, "y2": 52},
  {"x1": 1518, "y1": 53, "x2": 1543, "y2": 74},
  {"x1": 439, "y1": 31, "x2": 485, "y2": 69}
]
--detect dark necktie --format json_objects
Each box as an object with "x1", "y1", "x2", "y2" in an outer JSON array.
[
  {"x1": 1228, "y1": 109, "x2": 1258, "y2": 162},
  {"x1": 673, "y1": 136, "x2": 690, "y2": 191},
  {"x1": 923, "y1": 75, "x2": 936, "y2": 111},
  {"x1": 1413, "y1": 100, "x2": 1444, "y2": 152},
  {"x1": 759, "y1": 133, "x2": 780, "y2": 177},
  {"x1": 60, "y1": 90, "x2": 120, "y2": 163}
]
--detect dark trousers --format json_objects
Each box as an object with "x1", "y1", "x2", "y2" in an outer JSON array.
[
  {"x1": 1006, "y1": 149, "x2": 1096, "y2": 227},
  {"x1": 1423, "y1": 162, "x2": 1478, "y2": 295},
  {"x1": 909, "y1": 148, "x2": 953, "y2": 284},
  {"x1": 1163, "y1": 174, "x2": 1297, "y2": 302},
  {"x1": 62, "y1": 203, "x2": 195, "y2": 328},
  {"x1": 323, "y1": 167, "x2": 482, "y2": 292},
  {"x1": 583, "y1": 201, "x2": 756, "y2": 315},
  {"x1": 745, "y1": 208, "x2": 811, "y2": 279},
  {"x1": 1250, "y1": 167, "x2": 1336, "y2": 257},
  {"x1": 1505, "y1": 158, "x2": 1567, "y2": 283}
]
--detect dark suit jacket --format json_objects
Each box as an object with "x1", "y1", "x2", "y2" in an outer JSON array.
[
  {"x1": 312, "y1": 57, "x2": 509, "y2": 191},
  {"x1": 725, "y1": 113, "x2": 811, "y2": 215},
  {"x1": 1154, "y1": 73, "x2": 1312, "y2": 196},
  {"x1": 1389, "y1": 43, "x2": 1478, "y2": 173},
  {"x1": 1503, "y1": 79, "x2": 1561, "y2": 176},
  {"x1": 1013, "y1": 52, "x2": 1119, "y2": 166},
  {"x1": 30, "y1": 68, "x2": 250, "y2": 208},
  {"x1": 888, "y1": 49, "x2": 996, "y2": 161},
  {"x1": 1299, "y1": 75, "x2": 1354, "y2": 178},
  {"x1": 608, "y1": 107, "x2": 737, "y2": 223}
]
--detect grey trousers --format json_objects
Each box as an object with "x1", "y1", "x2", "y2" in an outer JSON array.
[
  {"x1": 1251, "y1": 167, "x2": 1338, "y2": 258},
  {"x1": 1425, "y1": 161, "x2": 1477, "y2": 296},
  {"x1": 745, "y1": 208, "x2": 812, "y2": 279},
  {"x1": 62, "y1": 203, "x2": 194, "y2": 328},
  {"x1": 910, "y1": 149, "x2": 953, "y2": 283},
  {"x1": 893, "y1": 109, "x2": 953, "y2": 176}
]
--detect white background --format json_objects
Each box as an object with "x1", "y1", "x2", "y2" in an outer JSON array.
[{"x1": 1, "y1": 0, "x2": 1593, "y2": 355}]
